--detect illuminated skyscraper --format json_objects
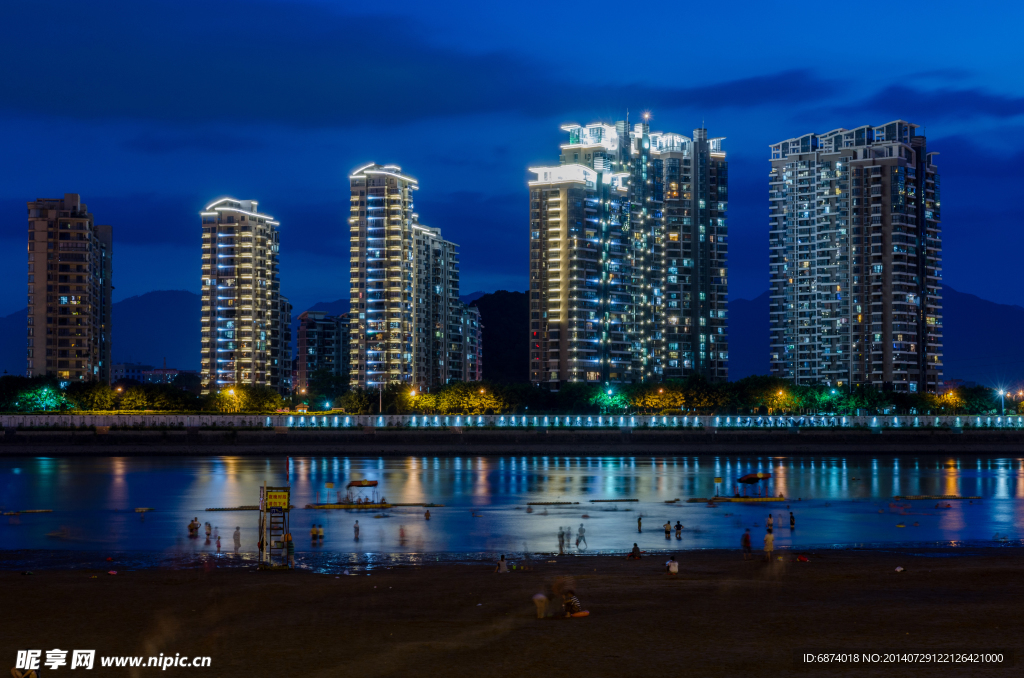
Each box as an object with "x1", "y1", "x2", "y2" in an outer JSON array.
[
  {"x1": 199, "y1": 198, "x2": 289, "y2": 394},
  {"x1": 348, "y1": 163, "x2": 480, "y2": 391},
  {"x1": 528, "y1": 119, "x2": 728, "y2": 388},
  {"x1": 26, "y1": 193, "x2": 112, "y2": 382},
  {"x1": 768, "y1": 121, "x2": 942, "y2": 392}
]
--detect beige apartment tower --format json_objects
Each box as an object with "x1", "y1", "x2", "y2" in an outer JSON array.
[
  {"x1": 348, "y1": 163, "x2": 480, "y2": 392},
  {"x1": 26, "y1": 193, "x2": 112, "y2": 382},
  {"x1": 199, "y1": 198, "x2": 290, "y2": 395}
]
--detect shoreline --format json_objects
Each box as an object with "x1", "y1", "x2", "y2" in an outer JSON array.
[
  {"x1": 4, "y1": 548, "x2": 1022, "y2": 677},
  {"x1": 4, "y1": 541, "x2": 1023, "y2": 573}
]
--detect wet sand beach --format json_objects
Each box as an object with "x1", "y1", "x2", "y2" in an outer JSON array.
[{"x1": 3, "y1": 548, "x2": 1022, "y2": 677}]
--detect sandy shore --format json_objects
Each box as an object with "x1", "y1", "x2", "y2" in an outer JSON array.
[{"x1": 3, "y1": 548, "x2": 1022, "y2": 677}]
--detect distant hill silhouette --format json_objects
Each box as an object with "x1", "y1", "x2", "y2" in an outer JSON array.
[
  {"x1": 2, "y1": 284, "x2": 1021, "y2": 387},
  {"x1": 728, "y1": 291, "x2": 770, "y2": 380},
  {"x1": 112, "y1": 290, "x2": 202, "y2": 369},
  {"x1": 471, "y1": 290, "x2": 528, "y2": 383},
  {"x1": 727, "y1": 284, "x2": 1024, "y2": 387}
]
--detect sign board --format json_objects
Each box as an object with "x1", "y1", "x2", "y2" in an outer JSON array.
[
  {"x1": 325, "y1": 482, "x2": 334, "y2": 489},
  {"x1": 714, "y1": 477, "x2": 723, "y2": 483},
  {"x1": 266, "y1": 490, "x2": 290, "y2": 511}
]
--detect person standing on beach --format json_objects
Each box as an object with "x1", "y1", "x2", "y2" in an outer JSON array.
[
  {"x1": 424, "y1": 510, "x2": 430, "y2": 520},
  {"x1": 353, "y1": 520, "x2": 360, "y2": 541},
  {"x1": 205, "y1": 522, "x2": 212, "y2": 544},
  {"x1": 763, "y1": 530, "x2": 774, "y2": 562},
  {"x1": 318, "y1": 524, "x2": 324, "y2": 543},
  {"x1": 766, "y1": 514, "x2": 774, "y2": 533},
  {"x1": 674, "y1": 521, "x2": 683, "y2": 540},
  {"x1": 741, "y1": 529, "x2": 752, "y2": 560},
  {"x1": 233, "y1": 527, "x2": 241, "y2": 553},
  {"x1": 790, "y1": 512, "x2": 795, "y2": 530},
  {"x1": 577, "y1": 523, "x2": 587, "y2": 549},
  {"x1": 637, "y1": 515, "x2": 643, "y2": 533},
  {"x1": 558, "y1": 527, "x2": 565, "y2": 555},
  {"x1": 663, "y1": 521, "x2": 672, "y2": 539}
]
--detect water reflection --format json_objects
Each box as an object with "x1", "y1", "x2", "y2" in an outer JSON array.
[{"x1": 1, "y1": 455, "x2": 1024, "y2": 557}]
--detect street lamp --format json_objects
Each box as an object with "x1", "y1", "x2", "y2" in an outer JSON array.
[{"x1": 998, "y1": 390, "x2": 1005, "y2": 415}]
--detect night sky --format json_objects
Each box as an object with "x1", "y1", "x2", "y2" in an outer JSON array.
[{"x1": 1, "y1": 0, "x2": 1022, "y2": 318}]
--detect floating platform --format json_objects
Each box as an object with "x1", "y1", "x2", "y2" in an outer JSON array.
[
  {"x1": 590, "y1": 499, "x2": 639, "y2": 503},
  {"x1": 391, "y1": 503, "x2": 446, "y2": 507},
  {"x1": 527, "y1": 501, "x2": 578, "y2": 505},
  {"x1": 4, "y1": 509, "x2": 53, "y2": 515},
  {"x1": 206, "y1": 505, "x2": 261, "y2": 511},
  {"x1": 305, "y1": 503, "x2": 393, "y2": 510},
  {"x1": 894, "y1": 495, "x2": 981, "y2": 500},
  {"x1": 134, "y1": 507, "x2": 154, "y2": 513},
  {"x1": 686, "y1": 497, "x2": 787, "y2": 503}
]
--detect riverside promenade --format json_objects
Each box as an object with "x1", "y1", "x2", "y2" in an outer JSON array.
[{"x1": 2, "y1": 413, "x2": 1024, "y2": 455}]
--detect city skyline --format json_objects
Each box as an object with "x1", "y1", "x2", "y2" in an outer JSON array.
[{"x1": 2, "y1": 0, "x2": 1022, "y2": 322}]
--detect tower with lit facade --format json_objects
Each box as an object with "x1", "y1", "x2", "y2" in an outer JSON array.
[
  {"x1": 768, "y1": 120, "x2": 942, "y2": 392},
  {"x1": 528, "y1": 118, "x2": 728, "y2": 388},
  {"x1": 199, "y1": 198, "x2": 289, "y2": 394}
]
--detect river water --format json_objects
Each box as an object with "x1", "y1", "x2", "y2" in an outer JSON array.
[{"x1": 2, "y1": 455, "x2": 1023, "y2": 567}]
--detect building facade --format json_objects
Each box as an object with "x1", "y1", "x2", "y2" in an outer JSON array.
[
  {"x1": 462, "y1": 304, "x2": 483, "y2": 382},
  {"x1": 293, "y1": 310, "x2": 350, "y2": 391},
  {"x1": 199, "y1": 198, "x2": 290, "y2": 395},
  {"x1": 768, "y1": 120, "x2": 942, "y2": 393},
  {"x1": 348, "y1": 164, "x2": 417, "y2": 390},
  {"x1": 349, "y1": 163, "x2": 481, "y2": 391},
  {"x1": 412, "y1": 223, "x2": 463, "y2": 390},
  {"x1": 26, "y1": 193, "x2": 113, "y2": 382},
  {"x1": 111, "y1": 363, "x2": 153, "y2": 383},
  {"x1": 528, "y1": 119, "x2": 728, "y2": 388}
]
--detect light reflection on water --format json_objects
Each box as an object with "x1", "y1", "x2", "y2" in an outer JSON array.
[{"x1": 2, "y1": 455, "x2": 1024, "y2": 559}]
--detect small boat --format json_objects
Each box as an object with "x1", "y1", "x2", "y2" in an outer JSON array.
[
  {"x1": 347, "y1": 480, "x2": 379, "y2": 488},
  {"x1": 305, "y1": 502, "x2": 392, "y2": 510}
]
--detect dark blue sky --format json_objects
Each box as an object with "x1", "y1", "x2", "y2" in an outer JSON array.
[{"x1": 2, "y1": 0, "x2": 1023, "y2": 317}]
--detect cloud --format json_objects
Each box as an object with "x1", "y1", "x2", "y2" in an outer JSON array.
[
  {"x1": 123, "y1": 131, "x2": 265, "y2": 154},
  {"x1": 837, "y1": 85, "x2": 1024, "y2": 123},
  {"x1": 0, "y1": 0, "x2": 842, "y2": 128}
]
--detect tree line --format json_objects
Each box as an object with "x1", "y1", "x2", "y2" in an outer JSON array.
[{"x1": 0, "y1": 372, "x2": 1015, "y2": 416}]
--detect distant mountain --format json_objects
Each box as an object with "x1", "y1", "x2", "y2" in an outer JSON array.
[
  {"x1": 942, "y1": 286, "x2": 1024, "y2": 387},
  {"x1": 111, "y1": 290, "x2": 201, "y2": 369},
  {"x1": 726, "y1": 284, "x2": 1024, "y2": 387},
  {"x1": 728, "y1": 291, "x2": 769, "y2": 380},
  {"x1": 3, "y1": 284, "x2": 1021, "y2": 387},
  {"x1": 471, "y1": 290, "x2": 528, "y2": 383},
  {"x1": 460, "y1": 291, "x2": 486, "y2": 304}
]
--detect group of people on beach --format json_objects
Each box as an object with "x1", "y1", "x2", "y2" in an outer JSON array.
[
  {"x1": 557, "y1": 524, "x2": 587, "y2": 554},
  {"x1": 187, "y1": 518, "x2": 241, "y2": 553}
]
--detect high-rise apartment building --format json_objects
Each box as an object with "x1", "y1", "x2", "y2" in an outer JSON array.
[
  {"x1": 277, "y1": 295, "x2": 293, "y2": 394},
  {"x1": 26, "y1": 193, "x2": 112, "y2": 382},
  {"x1": 349, "y1": 163, "x2": 481, "y2": 391},
  {"x1": 528, "y1": 119, "x2": 728, "y2": 388},
  {"x1": 412, "y1": 222, "x2": 463, "y2": 389},
  {"x1": 348, "y1": 164, "x2": 417, "y2": 390},
  {"x1": 293, "y1": 310, "x2": 350, "y2": 391},
  {"x1": 199, "y1": 198, "x2": 290, "y2": 395},
  {"x1": 462, "y1": 304, "x2": 483, "y2": 382},
  {"x1": 768, "y1": 120, "x2": 942, "y2": 392}
]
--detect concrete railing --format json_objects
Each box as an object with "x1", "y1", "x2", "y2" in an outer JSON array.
[{"x1": 2, "y1": 413, "x2": 1022, "y2": 430}]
